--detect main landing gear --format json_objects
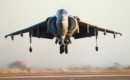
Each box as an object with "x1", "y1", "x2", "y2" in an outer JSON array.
[
  {"x1": 56, "y1": 36, "x2": 70, "y2": 54},
  {"x1": 60, "y1": 44, "x2": 68, "y2": 54}
]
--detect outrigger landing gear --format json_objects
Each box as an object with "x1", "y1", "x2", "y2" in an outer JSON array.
[
  {"x1": 29, "y1": 30, "x2": 33, "y2": 53},
  {"x1": 29, "y1": 46, "x2": 32, "y2": 52},
  {"x1": 95, "y1": 46, "x2": 98, "y2": 51},
  {"x1": 95, "y1": 28, "x2": 99, "y2": 51}
]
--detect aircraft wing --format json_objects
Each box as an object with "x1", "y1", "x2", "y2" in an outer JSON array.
[
  {"x1": 5, "y1": 20, "x2": 54, "y2": 40},
  {"x1": 73, "y1": 21, "x2": 122, "y2": 39}
]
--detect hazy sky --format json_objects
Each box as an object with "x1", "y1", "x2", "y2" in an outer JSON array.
[{"x1": 0, "y1": 0, "x2": 130, "y2": 69}]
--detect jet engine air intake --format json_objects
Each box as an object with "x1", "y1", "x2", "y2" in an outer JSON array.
[
  {"x1": 47, "y1": 17, "x2": 57, "y2": 35},
  {"x1": 68, "y1": 17, "x2": 77, "y2": 33}
]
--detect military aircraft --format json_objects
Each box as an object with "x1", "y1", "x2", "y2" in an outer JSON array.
[{"x1": 5, "y1": 9, "x2": 122, "y2": 54}]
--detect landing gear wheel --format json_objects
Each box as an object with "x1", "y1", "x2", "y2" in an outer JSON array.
[
  {"x1": 95, "y1": 46, "x2": 98, "y2": 51},
  {"x1": 65, "y1": 45, "x2": 68, "y2": 54},
  {"x1": 60, "y1": 44, "x2": 64, "y2": 54},
  {"x1": 29, "y1": 47, "x2": 32, "y2": 52}
]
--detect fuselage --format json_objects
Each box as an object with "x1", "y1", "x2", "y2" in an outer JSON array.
[
  {"x1": 47, "y1": 9, "x2": 79, "y2": 49},
  {"x1": 56, "y1": 9, "x2": 69, "y2": 36},
  {"x1": 47, "y1": 9, "x2": 79, "y2": 38}
]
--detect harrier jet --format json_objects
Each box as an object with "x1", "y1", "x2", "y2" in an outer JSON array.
[{"x1": 5, "y1": 9, "x2": 122, "y2": 54}]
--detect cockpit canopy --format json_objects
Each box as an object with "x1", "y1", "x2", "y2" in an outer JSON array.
[{"x1": 56, "y1": 9, "x2": 68, "y2": 17}]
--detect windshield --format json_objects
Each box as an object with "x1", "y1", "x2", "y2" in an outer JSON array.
[{"x1": 56, "y1": 9, "x2": 68, "y2": 17}]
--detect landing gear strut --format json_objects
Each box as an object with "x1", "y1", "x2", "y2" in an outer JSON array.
[
  {"x1": 59, "y1": 44, "x2": 68, "y2": 54},
  {"x1": 58, "y1": 36, "x2": 71, "y2": 54},
  {"x1": 59, "y1": 44, "x2": 69, "y2": 54},
  {"x1": 95, "y1": 28, "x2": 99, "y2": 51},
  {"x1": 29, "y1": 30, "x2": 33, "y2": 53},
  {"x1": 65, "y1": 45, "x2": 68, "y2": 54},
  {"x1": 60, "y1": 44, "x2": 64, "y2": 54}
]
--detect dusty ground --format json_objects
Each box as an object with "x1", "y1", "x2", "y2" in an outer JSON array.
[
  {"x1": 0, "y1": 72, "x2": 130, "y2": 80},
  {"x1": 0, "y1": 68, "x2": 130, "y2": 74},
  {"x1": 0, "y1": 69, "x2": 130, "y2": 80}
]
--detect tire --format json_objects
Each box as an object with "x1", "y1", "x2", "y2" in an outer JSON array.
[
  {"x1": 65, "y1": 45, "x2": 68, "y2": 54},
  {"x1": 29, "y1": 47, "x2": 32, "y2": 52},
  {"x1": 95, "y1": 46, "x2": 98, "y2": 51},
  {"x1": 60, "y1": 44, "x2": 64, "y2": 54}
]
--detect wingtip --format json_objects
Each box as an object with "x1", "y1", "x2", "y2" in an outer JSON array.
[
  {"x1": 5, "y1": 35, "x2": 8, "y2": 38},
  {"x1": 116, "y1": 32, "x2": 122, "y2": 36},
  {"x1": 118, "y1": 33, "x2": 122, "y2": 36}
]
